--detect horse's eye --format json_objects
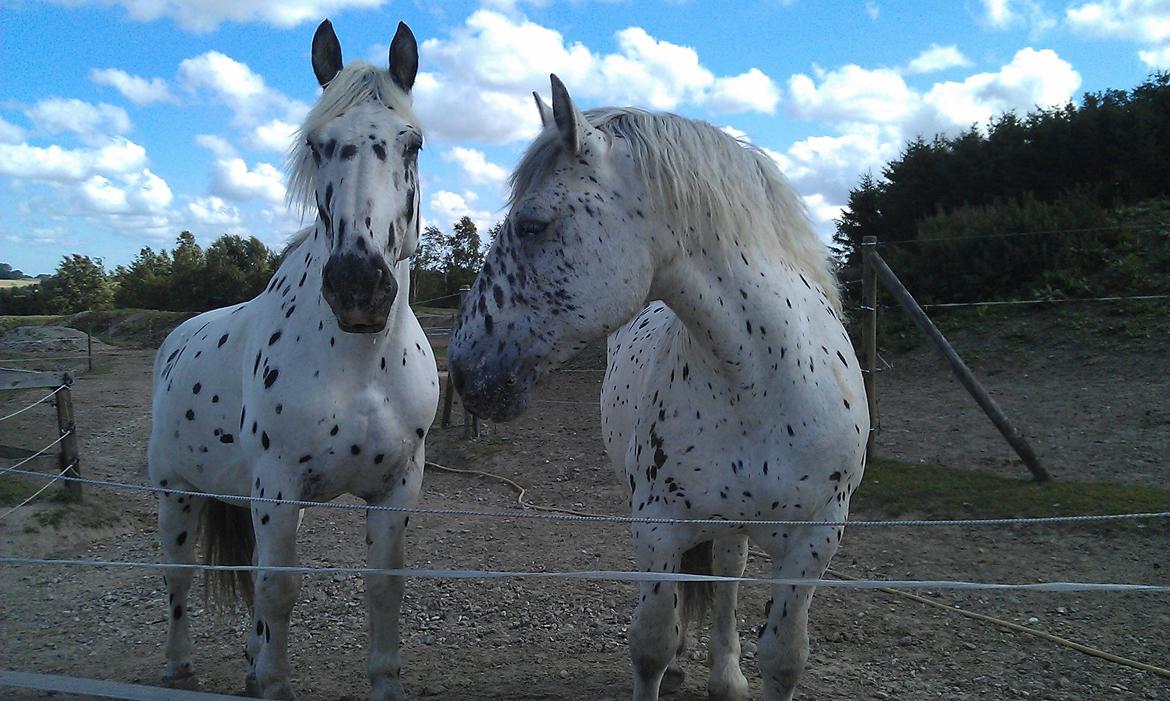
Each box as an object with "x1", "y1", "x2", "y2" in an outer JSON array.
[{"x1": 516, "y1": 217, "x2": 550, "y2": 237}]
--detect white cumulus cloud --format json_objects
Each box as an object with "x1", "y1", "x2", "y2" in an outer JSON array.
[
  {"x1": 0, "y1": 116, "x2": 25, "y2": 144},
  {"x1": 918, "y1": 48, "x2": 1080, "y2": 132},
  {"x1": 1067, "y1": 0, "x2": 1170, "y2": 67},
  {"x1": 90, "y1": 68, "x2": 176, "y2": 104},
  {"x1": 209, "y1": 157, "x2": 286, "y2": 204},
  {"x1": 0, "y1": 138, "x2": 148, "y2": 181},
  {"x1": 187, "y1": 196, "x2": 243, "y2": 226},
  {"x1": 80, "y1": 169, "x2": 173, "y2": 215},
  {"x1": 24, "y1": 98, "x2": 132, "y2": 145},
  {"x1": 709, "y1": 68, "x2": 781, "y2": 114},
  {"x1": 252, "y1": 119, "x2": 299, "y2": 153},
  {"x1": 47, "y1": 0, "x2": 389, "y2": 32},
  {"x1": 906, "y1": 44, "x2": 973, "y2": 74},
  {"x1": 428, "y1": 190, "x2": 495, "y2": 233},
  {"x1": 788, "y1": 65, "x2": 919, "y2": 124},
  {"x1": 414, "y1": 10, "x2": 783, "y2": 145},
  {"x1": 443, "y1": 147, "x2": 509, "y2": 186}
]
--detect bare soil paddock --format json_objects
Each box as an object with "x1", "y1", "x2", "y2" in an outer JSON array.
[{"x1": 0, "y1": 308, "x2": 1167, "y2": 700}]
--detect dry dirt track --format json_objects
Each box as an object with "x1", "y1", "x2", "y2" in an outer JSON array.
[{"x1": 0, "y1": 320, "x2": 1167, "y2": 700}]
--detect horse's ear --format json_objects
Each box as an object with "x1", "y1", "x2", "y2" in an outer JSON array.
[
  {"x1": 533, "y1": 91, "x2": 554, "y2": 128},
  {"x1": 312, "y1": 19, "x2": 343, "y2": 88},
  {"x1": 549, "y1": 74, "x2": 582, "y2": 155},
  {"x1": 388, "y1": 21, "x2": 419, "y2": 93}
]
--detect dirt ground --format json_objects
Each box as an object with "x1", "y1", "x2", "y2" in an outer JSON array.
[{"x1": 0, "y1": 312, "x2": 1167, "y2": 700}]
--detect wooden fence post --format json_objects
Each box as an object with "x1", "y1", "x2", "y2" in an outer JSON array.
[
  {"x1": 867, "y1": 250, "x2": 1050, "y2": 482},
  {"x1": 54, "y1": 373, "x2": 82, "y2": 501},
  {"x1": 86, "y1": 329, "x2": 93, "y2": 372},
  {"x1": 454, "y1": 285, "x2": 481, "y2": 439},
  {"x1": 861, "y1": 236, "x2": 878, "y2": 457}
]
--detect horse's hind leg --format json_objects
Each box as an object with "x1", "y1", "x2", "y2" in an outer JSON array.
[
  {"x1": 755, "y1": 524, "x2": 842, "y2": 701},
  {"x1": 250, "y1": 469, "x2": 302, "y2": 700},
  {"x1": 708, "y1": 534, "x2": 749, "y2": 701},
  {"x1": 158, "y1": 485, "x2": 207, "y2": 685}
]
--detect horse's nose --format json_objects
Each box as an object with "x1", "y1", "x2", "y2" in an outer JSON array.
[{"x1": 322, "y1": 252, "x2": 397, "y2": 333}]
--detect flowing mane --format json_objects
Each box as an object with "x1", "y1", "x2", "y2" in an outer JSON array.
[
  {"x1": 285, "y1": 62, "x2": 418, "y2": 216},
  {"x1": 510, "y1": 108, "x2": 840, "y2": 311}
]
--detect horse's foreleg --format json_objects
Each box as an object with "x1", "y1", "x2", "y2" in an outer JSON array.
[
  {"x1": 628, "y1": 532, "x2": 684, "y2": 701},
  {"x1": 755, "y1": 524, "x2": 843, "y2": 701},
  {"x1": 708, "y1": 534, "x2": 749, "y2": 701},
  {"x1": 250, "y1": 472, "x2": 302, "y2": 701},
  {"x1": 365, "y1": 449, "x2": 422, "y2": 701},
  {"x1": 158, "y1": 488, "x2": 207, "y2": 685}
]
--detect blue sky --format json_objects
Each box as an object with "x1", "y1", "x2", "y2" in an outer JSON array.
[{"x1": 2, "y1": 0, "x2": 1167, "y2": 275}]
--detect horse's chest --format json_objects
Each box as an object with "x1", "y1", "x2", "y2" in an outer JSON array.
[{"x1": 247, "y1": 347, "x2": 435, "y2": 501}]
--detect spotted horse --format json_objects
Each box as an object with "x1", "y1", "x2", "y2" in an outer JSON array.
[
  {"x1": 147, "y1": 20, "x2": 437, "y2": 701},
  {"x1": 448, "y1": 76, "x2": 869, "y2": 701}
]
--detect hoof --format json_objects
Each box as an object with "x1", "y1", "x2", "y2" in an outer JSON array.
[
  {"x1": 244, "y1": 672, "x2": 260, "y2": 698},
  {"x1": 163, "y1": 663, "x2": 197, "y2": 689},
  {"x1": 371, "y1": 679, "x2": 408, "y2": 701},
  {"x1": 661, "y1": 665, "x2": 686, "y2": 694},
  {"x1": 708, "y1": 665, "x2": 750, "y2": 701}
]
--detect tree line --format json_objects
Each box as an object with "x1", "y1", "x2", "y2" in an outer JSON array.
[
  {"x1": 0, "y1": 232, "x2": 278, "y2": 315},
  {"x1": 1, "y1": 216, "x2": 498, "y2": 316},
  {"x1": 834, "y1": 72, "x2": 1170, "y2": 304},
  {"x1": 411, "y1": 215, "x2": 499, "y2": 307}
]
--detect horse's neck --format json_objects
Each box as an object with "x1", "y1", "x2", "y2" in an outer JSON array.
[{"x1": 653, "y1": 245, "x2": 833, "y2": 390}]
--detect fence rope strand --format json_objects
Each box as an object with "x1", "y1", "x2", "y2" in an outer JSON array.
[
  {"x1": 0, "y1": 385, "x2": 65, "y2": 423},
  {"x1": 0, "y1": 461, "x2": 76, "y2": 520},
  {"x1": 3, "y1": 465, "x2": 1168, "y2": 528},
  {"x1": 0, "y1": 431, "x2": 73, "y2": 476}
]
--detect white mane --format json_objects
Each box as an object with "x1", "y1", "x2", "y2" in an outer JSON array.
[
  {"x1": 510, "y1": 108, "x2": 840, "y2": 311},
  {"x1": 285, "y1": 61, "x2": 418, "y2": 216}
]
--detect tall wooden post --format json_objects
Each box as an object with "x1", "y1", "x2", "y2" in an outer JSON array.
[
  {"x1": 861, "y1": 236, "x2": 878, "y2": 457},
  {"x1": 86, "y1": 329, "x2": 93, "y2": 372},
  {"x1": 867, "y1": 251, "x2": 1049, "y2": 482},
  {"x1": 54, "y1": 373, "x2": 81, "y2": 501},
  {"x1": 455, "y1": 285, "x2": 481, "y2": 439}
]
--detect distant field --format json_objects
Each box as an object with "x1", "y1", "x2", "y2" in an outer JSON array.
[{"x1": 0, "y1": 279, "x2": 38, "y2": 288}]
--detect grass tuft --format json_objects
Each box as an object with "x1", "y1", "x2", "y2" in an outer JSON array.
[{"x1": 854, "y1": 457, "x2": 1170, "y2": 533}]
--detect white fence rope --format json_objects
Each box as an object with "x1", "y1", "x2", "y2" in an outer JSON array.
[
  {"x1": 1, "y1": 556, "x2": 1168, "y2": 593},
  {"x1": 3, "y1": 466, "x2": 1168, "y2": 528},
  {"x1": 878, "y1": 221, "x2": 1166, "y2": 245},
  {"x1": 0, "y1": 670, "x2": 246, "y2": 701},
  {"x1": 0, "y1": 462, "x2": 76, "y2": 521},
  {"x1": 0, "y1": 431, "x2": 72, "y2": 476},
  {"x1": 919, "y1": 293, "x2": 1169, "y2": 309},
  {"x1": 0, "y1": 384, "x2": 65, "y2": 423},
  {"x1": 411, "y1": 292, "x2": 461, "y2": 307}
]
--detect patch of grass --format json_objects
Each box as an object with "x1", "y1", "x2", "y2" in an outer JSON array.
[
  {"x1": 1, "y1": 309, "x2": 195, "y2": 348},
  {"x1": 412, "y1": 305, "x2": 458, "y2": 315},
  {"x1": 0, "y1": 314, "x2": 61, "y2": 334},
  {"x1": 855, "y1": 457, "x2": 1170, "y2": 533},
  {"x1": 0, "y1": 279, "x2": 39, "y2": 289},
  {"x1": 0, "y1": 476, "x2": 41, "y2": 505}
]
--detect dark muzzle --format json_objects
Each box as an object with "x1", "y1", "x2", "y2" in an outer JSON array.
[{"x1": 322, "y1": 252, "x2": 397, "y2": 333}]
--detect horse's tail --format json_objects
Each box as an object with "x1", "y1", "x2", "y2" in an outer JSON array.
[
  {"x1": 678, "y1": 541, "x2": 714, "y2": 624},
  {"x1": 200, "y1": 499, "x2": 255, "y2": 612}
]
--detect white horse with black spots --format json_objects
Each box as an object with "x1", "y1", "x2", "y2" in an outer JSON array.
[
  {"x1": 147, "y1": 20, "x2": 437, "y2": 701},
  {"x1": 448, "y1": 76, "x2": 868, "y2": 701}
]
